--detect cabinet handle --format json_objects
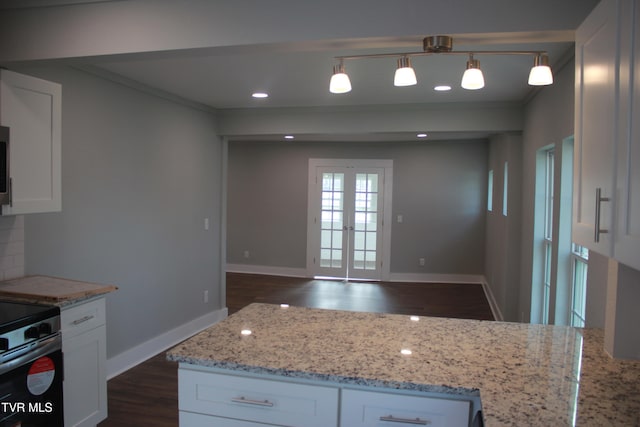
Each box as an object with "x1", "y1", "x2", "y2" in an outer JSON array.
[
  {"x1": 231, "y1": 396, "x2": 274, "y2": 407},
  {"x1": 594, "y1": 187, "x2": 611, "y2": 243},
  {"x1": 71, "y1": 315, "x2": 95, "y2": 326},
  {"x1": 379, "y1": 415, "x2": 430, "y2": 425}
]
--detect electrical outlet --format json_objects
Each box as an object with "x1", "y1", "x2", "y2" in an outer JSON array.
[
  {"x1": 419, "y1": 258, "x2": 425, "y2": 266},
  {"x1": 243, "y1": 250, "x2": 250, "y2": 259},
  {"x1": 203, "y1": 290, "x2": 209, "y2": 303},
  {"x1": 204, "y1": 218, "x2": 209, "y2": 230}
]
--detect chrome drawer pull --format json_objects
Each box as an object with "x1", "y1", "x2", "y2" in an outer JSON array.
[
  {"x1": 380, "y1": 415, "x2": 430, "y2": 425},
  {"x1": 231, "y1": 396, "x2": 274, "y2": 407},
  {"x1": 71, "y1": 315, "x2": 95, "y2": 326}
]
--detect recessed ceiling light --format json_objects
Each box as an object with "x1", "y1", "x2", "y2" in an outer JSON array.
[
  {"x1": 417, "y1": 133, "x2": 428, "y2": 138},
  {"x1": 284, "y1": 135, "x2": 295, "y2": 140},
  {"x1": 252, "y1": 92, "x2": 269, "y2": 98},
  {"x1": 434, "y1": 85, "x2": 452, "y2": 91}
]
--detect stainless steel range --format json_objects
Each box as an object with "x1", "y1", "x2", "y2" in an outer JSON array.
[{"x1": 0, "y1": 301, "x2": 63, "y2": 427}]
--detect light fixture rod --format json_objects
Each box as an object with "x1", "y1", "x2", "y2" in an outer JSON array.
[{"x1": 334, "y1": 50, "x2": 548, "y2": 61}]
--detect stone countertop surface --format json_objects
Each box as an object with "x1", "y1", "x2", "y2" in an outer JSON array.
[
  {"x1": 0, "y1": 275, "x2": 117, "y2": 307},
  {"x1": 167, "y1": 303, "x2": 640, "y2": 426}
]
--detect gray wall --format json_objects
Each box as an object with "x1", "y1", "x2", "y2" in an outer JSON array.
[
  {"x1": 484, "y1": 133, "x2": 523, "y2": 321},
  {"x1": 227, "y1": 139, "x2": 488, "y2": 275},
  {"x1": 20, "y1": 66, "x2": 223, "y2": 358}
]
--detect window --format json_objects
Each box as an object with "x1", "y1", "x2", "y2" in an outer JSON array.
[
  {"x1": 503, "y1": 161, "x2": 508, "y2": 216},
  {"x1": 570, "y1": 243, "x2": 589, "y2": 327},
  {"x1": 542, "y1": 149, "x2": 555, "y2": 324},
  {"x1": 487, "y1": 169, "x2": 494, "y2": 211}
]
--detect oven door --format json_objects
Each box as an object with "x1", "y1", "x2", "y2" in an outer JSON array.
[{"x1": 0, "y1": 335, "x2": 63, "y2": 427}]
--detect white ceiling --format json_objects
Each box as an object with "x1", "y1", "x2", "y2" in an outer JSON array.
[
  {"x1": 0, "y1": 0, "x2": 600, "y2": 141},
  {"x1": 86, "y1": 33, "x2": 574, "y2": 110}
]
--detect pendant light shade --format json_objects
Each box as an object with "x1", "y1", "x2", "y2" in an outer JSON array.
[
  {"x1": 394, "y1": 57, "x2": 417, "y2": 86},
  {"x1": 528, "y1": 54, "x2": 553, "y2": 86},
  {"x1": 329, "y1": 62, "x2": 352, "y2": 94},
  {"x1": 461, "y1": 56, "x2": 484, "y2": 90}
]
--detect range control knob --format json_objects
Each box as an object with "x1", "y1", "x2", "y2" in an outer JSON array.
[
  {"x1": 0, "y1": 337, "x2": 8, "y2": 351},
  {"x1": 24, "y1": 326, "x2": 40, "y2": 339}
]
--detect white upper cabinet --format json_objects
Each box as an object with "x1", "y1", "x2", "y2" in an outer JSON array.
[
  {"x1": 574, "y1": 0, "x2": 619, "y2": 256},
  {"x1": 575, "y1": 0, "x2": 640, "y2": 270},
  {"x1": 0, "y1": 69, "x2": 61, "y2": 215},
  {"x1": 615, "y1": 0, "x2": 640, "y2": 270}
]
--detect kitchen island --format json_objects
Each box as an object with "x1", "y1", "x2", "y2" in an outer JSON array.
[{"x1": 167, "y1": 303, "x2": 640, "y2": 426}]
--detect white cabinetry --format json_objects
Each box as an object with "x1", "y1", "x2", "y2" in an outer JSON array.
[
  {"x1": 178, "y1": 366, "x2": 473, "y2": 427},
  {"x1": 615, "y1": 0, "x2": 640, "y2": 270},
  {"x1": 61, "y1": 298, "x2": 108, "y2": 427},
  {"x1": 0, "y1": 69, "x2": 61, "y2": 215},
  {"x1": 574, "y1": 0, "x2": 619, "y2": 256},
  {"x1": 179, "y1": 369, "x2": 339, "y2": 427},
  {"x1": 574, "y1": 0, "x2": 640, "y2": 270},
  {"x1": 341, "y1": 388, "x2": 470, "y2": 427}
]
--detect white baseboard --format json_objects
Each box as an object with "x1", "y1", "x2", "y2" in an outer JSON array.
[
  {"x1": 480, "y1": 277, "x2": 504, "y2": 321},
  {"x1": 106, "y1": 307, "x2": 228, "y2": 379},
  {"x1": 388, "y1": 272, "x2": 485, "y2": 284},
  {"x1": 226, "y1": 263, "x2": 308, "y2": 278}
]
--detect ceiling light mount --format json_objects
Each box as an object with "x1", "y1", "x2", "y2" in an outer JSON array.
[
  {"x1": 329, "y1": 35, "x2": 553, "y2": 93},
  {"x1": 423, "y1": 35, "x2": 453, "y2": 53}
]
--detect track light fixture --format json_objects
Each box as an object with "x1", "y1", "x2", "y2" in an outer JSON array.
[
  {"x1": 394, "y1": 56, "x2": 417, "y2": 87},
  {"x1": 329, "y1": 60, "x2": 352, "y2": 94},
  {"x1": 461, "y1": 54, "x2": 484, "y2": 90},
  {"x1": 329, "y1": 35, "x2": 554, "y2": 93}
]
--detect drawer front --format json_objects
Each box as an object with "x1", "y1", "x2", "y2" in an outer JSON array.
[
  {"x1": 61, "y1": 298, "x2": 106, "y2": 339},
  {"x1": 340, "y1": 388, "x2": 470, "y2": 427},
  {"x1": 181, "y1": 411, "x2": 273, "y2": 426},
  {"x1": 179, "y1": 369, "x2": 339, "y2": 427}
]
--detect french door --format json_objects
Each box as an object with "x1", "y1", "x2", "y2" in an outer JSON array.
[{"x1": 307, "y1": 159, "x2": 392, "y2": 281}]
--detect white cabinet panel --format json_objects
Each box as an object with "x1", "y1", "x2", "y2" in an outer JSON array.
[
  {"x1": 62, "y1": 298, "x2": 108, "y2": 427},
  {"x1": 615, "y1": 0, "x2": 640, "y2": 270},
  {"x1": 0, "y1": 69, "x2": 61, "y2": 215},
  {"x1": 573, "y1": 0, "x2": 619, "y2": 255},
  {"x1": 179, "y1": 369, "x2": 339, "y2": 427},
  {"x1": 340, "y1": 388, "x2": 470, "y2": 427}
]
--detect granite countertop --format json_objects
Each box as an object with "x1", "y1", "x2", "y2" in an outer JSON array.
[
  {"x1": 167, "y1": 303, "x2": 640, "y2": 426},
  {"x1": 0, "y1": 275, "x2": 117, "y2": 307}
]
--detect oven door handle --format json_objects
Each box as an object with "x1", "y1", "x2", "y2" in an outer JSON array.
[{"x1": 0, "y1": 334, "x2": 62, "y2": 376}]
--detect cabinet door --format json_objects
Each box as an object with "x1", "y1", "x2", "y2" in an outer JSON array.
[
  {"x1": 62, "y1": 299, "x2": 108, "y2": 427},
  {"x1": 573, "y1": 0, "x2": 619, "y2": 255},
  {"x1": 63, "y1": 324, "x2": 107, "y2": 427},
  {"x1": 0, "y1": 69, "x2": 61, "y2": 215},
  {"x1": 615, "y1": 0, "x2": 640, "y2": 270}
]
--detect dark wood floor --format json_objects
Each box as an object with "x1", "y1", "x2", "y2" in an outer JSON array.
[{"x1": 98, "y1": 273, "x2": 494, "y2": 427}]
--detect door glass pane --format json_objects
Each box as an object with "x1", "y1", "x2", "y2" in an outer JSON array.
[
  {"x1": 319, "y1": 172, "x2": 345, "y2": 269},
  {"x1": 353, "y1": 173, "x2": 379, "y2": 272}
]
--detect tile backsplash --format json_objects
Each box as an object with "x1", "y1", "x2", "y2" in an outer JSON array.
[{"x1": 0, "y1": 215, "x2": 25, "y2": 280}]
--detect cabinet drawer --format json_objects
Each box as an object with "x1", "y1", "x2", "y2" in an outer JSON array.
[
  {"x1": 61, "y1": 298, "x2": 106, "y2": 339},
  {"x1": 181, "y1": 411, "x2": 273, "y2": 426},
  {"x1": 179, "y1": 369, "x2": 339, "y2": 427},
  {"x1": 340, "y1": 388, "x2": 470, "y2": 427}
]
